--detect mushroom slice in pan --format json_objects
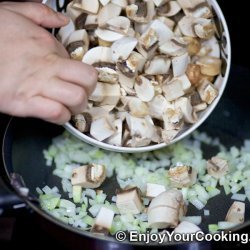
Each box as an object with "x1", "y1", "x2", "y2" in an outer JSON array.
[
  {"x1": 186, "y1": 64, "x2": 201, "y2": 86},
  {"x1": 116, "y1": 187, "x2": 143, "y2": 214},
  {"x1": 148, "y1": 190, "x2": 186, "y2": 228},
  {"x1": 146, "y1": 183, "x2": 166, "y2": 199},
  {"x1": 191, "y1": 3, "x2": 213, "y2": 18},
  {"x1": 178, "y1": 16, "x2": 197, "y2": 37},
  {"x1": 172, "y1": 52, "x2": 190, "y2": 77},
  {"x1": 90, "y1": 117, "x2": 116, "y2": 141},
  {"x1": 126, "y1": 0, "x2": 155, "y2": 24},
  {"x1": 168, "y1": 165, "x2": 197, "y2": 188},
  {"x1": 71, "y1": 164, "x2": 106, "y2": 188},
  {"x1": 72, "y1": 0, "x2": 100, "y2": 14},
  {"x1": 72, "y1": 113, "x2": 92, "y2": 133},
  {"x1": 145, "y1": 55, "x2": 171, "y2": 75},
  {"x1": 139, "y1": 28, "x2": 159, "y2": 51},
  {"x1": 134, "y1": 75, "x2": 155, "y2": 102},
  {"x1": 155, "y1": 16, "x2": 176, "y2": 30},
  {"x1": 196, "y1": 56, "x2": 222, "y2": 76},
  {"x1": 183, "y1": 37, "x2": 201, "y2": 56},
  {"x1": 207, "y1": 156, "x2": 229, "y2": 179},
  {"x1": 98, "y1": 3, "x2": 122, "y2": 27},
  {"x1": 225, "y1": 202, "x2": 245, "y2": 224},
  {"x1": 156, "y1": 1, "x2": 182, "y2": 17},
  {"x1": 92, "y1": 207, "x2": 114, "y2": 235},
  {"x1": 175, "y1": 97, "x2": 196, "y2": 123},
  {"x1": 197, "y1": 79, "x2": 218, "y2": 104},
  {"x1": 111, "y1": 37, "x2": 138, "y2": 62},
  {"x1": 66, "y1": 29, "x2": 89, "y2": 60}
]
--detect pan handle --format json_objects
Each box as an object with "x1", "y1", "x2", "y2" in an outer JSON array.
[{"x1": 0, "y1": 176, "x2": 24, "y2": 210}]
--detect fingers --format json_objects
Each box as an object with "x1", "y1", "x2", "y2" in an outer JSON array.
[
  {"x1": 40, "y1": 78, "x2": 88, "y2": 115},
  {"x1": 1, "y1": 2, "x2": 69, "y2": 28},
  {"x1": 23, "y1": 96, "x2": 71, "y2": 125},
  {"x1": 56, "y1": 59, "x2": 98, "y2": 96}
]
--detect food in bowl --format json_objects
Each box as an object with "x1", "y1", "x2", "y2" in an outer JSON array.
[{"x1": 58, "y1": 0, "x2": 223, "y2": 148}]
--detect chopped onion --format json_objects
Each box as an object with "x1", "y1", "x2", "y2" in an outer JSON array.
[
  {"x1": 181, "y1": 216, "x2": 202, "y2": 225},
  {"x1": 231, "y1": 193, "x2": 246, "y2": 201}
]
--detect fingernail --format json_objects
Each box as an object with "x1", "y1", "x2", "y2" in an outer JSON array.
[{"x1": 57, "y1": 12, "x2": 69, "y2": 23}]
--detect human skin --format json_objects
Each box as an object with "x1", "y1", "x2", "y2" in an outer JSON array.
[{"x1": 0, "y1": 1, "x2": 97, "y2": 124}]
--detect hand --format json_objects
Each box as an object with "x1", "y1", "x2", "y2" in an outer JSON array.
[{"x1": 0, "y1": 2, "x2": 97, "y2": 124}]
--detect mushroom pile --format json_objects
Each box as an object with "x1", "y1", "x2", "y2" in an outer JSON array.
[{"x1": 59, "y1": 0, "x2": 222, "y2": 148}]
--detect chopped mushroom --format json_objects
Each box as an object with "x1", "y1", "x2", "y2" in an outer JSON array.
[
  {"x1": 71, "y1": 164, "x2": 106, "y2": 188},
  {"x1": 60, "y1": 0, "x2": 223, "y2": 148},
  {"x1": 225, "y1": 202, "x2": 245, "y2": 224},
  {"x1": 116, "y1": 187, "x2": 143, "y2": 214},
  {"x1": 168, "y1": 165, "x2": 197, "y2": 188},
  {"x1": 146, "y1": 183, "x2": 166, "y2": 199},
  {"x1": 73, "y1": 113, "x2": 92, "y2": 132},
  {"x1": 91, "y1": 207, "x2": 114, "y2": 235},
  {"x1": 207, "y1": 156, "x2": 229, "y2": 179},
  {"x1": 148, "y1": 190, "x2": 186, "y2": 228}
]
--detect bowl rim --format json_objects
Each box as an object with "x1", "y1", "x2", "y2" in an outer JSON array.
[{"x1": 62, "y1": 0, "x2": 232, "y2": 153}]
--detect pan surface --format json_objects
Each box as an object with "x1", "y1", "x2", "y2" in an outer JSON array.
[{"x1": 2, "y1": 111, "x2": 250, "y2": 245}]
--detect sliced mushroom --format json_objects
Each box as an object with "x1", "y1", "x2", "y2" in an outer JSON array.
[
  {"x1": 162, "y1": 79, "x2": 185, "y2": 102},
  {"x1": 135, "y1": 75, "x2": 155, "y2": 102},
  {"x1": 111, "y1": 37, "x2": 138, "y2": 62},
  {"x1": 106, "y1": 119, "x2": 123, "y2": 146},
  {"x1": 139, "y1": 28, "x2": 159, "y2": 51},
  {"x1": 197, "y1": 79, "x2": 218, "y2": 104},
  {"x1": 100, "y1": 83, "x2": 121, "y2": 106},
  {"x1": 66, "y1": 29, "x2": 89, "y2": 60},
  {"x1": 100, "y1": 0, "x2": 110, "y2": 6},
  {"x1": 82, "y1": 46, "x2": 114, "y2": 65},
  {"x1": 96, "y1": 67, "x2": 119, "y2": 84},
  {"x1": 89, "y1": 82, "x2": 105, "y2": 102},
  {"x1": 207, "y1": 156, "x2": 229, "y2": 179},
  {"x1": 116, "y1": 187, "x2": 143, "y2": 214},
  {"x1": 196, "y1": 56, "x2": 222, "y2": 76},
  {"x1": 148, "y1": 95, "x2": 171, "y2": 120},
  {"x1": 191, "y1": 3, "x2": 213, "y2": 18},
  {"x1": 153, "y1": 0, "x2": 169, "y2": 7},
  {"x1": 186, "y1": 63, "x2": 201, "y2": 86},
  {"x1": 95, "y1": 28, "x2": 124, "y2": 43},
  {"x1": 102, "y1": 16, "x2": 131, "y2": 35},
  {"x1": 162, "y1": 129, "x2": 179, "y2": 143},
  {"x1": 117, "y1": 52, "x2": 146, "y2": 78},
  {"x1": 71, "y1": 164, "x2": 106, "y2": 188},
  {"x1": 98, "y1": 3, "x2": 122, "y2": 27},
  {"x1": 159, "y1": 38, "x2": 187, "y2": 57},
  {"x1": 172, "y1": 52, "x2": 190, "y2": 77},
  {"x1": 177, "y1": 0, "x2": 206, "y2": 10},
  {"x1": 162, "y1": 106, "x2": 184, "y2": 130},
  {"x1": 111, "y1": 0, "x2": 128, "y2": 8},
  {"x1": 194, "y1": 18, "x2": 215, "y2": 39},
  {"x1": 225, "y1": 202, "x2": 245, "y2": 224},
  {"x1": 155, "y1": 16, "x2": 176, "y2": 30},
  {"x1": 126, "y1": 1, "x2": 155, "y2": 23},
  {"x1": 118, "y1": 71, "x2": 135, "y2": 89},
  {"x1": 183, "y1": 37, "x2": 201, "y2": 56},
  {"x1": 148, "y1": 190, "x2": 186, "y2": 228},
  {"x1": 72, "y1": 0, "x2": 100, "y2": 14},
  {"x1": 146, "y1": 183, "x2": 166, "y2": 199},
  {"x1": 157, "y1": 1, "x2": 182, "y2": 17},
  {"x1": 178, "y1": 16, "x2": 197, "y2": 37},
  {"x1": 127, "y1": 97, "x2": 150, "y2": 117},
  {"x1": 174, "y1": 97, "x2": 196, "y2": 123},
  {"x1": 92, "y1": 207, "x2": 114, "y2": 235},
  {"x1": 174, "y1": 221, "x2": 202, "y2": 234},
  {"x1": 168, "y1": 165, "x2": 197, "y2": 188},
  {"x1": 66, "y1": 1, "x2": 83, "y2": 22},
  {"x1": 73, "y1": 113, "x2": 92, "y2": 132},
  {"x1": 90, "y1": 117, "x2": 116, "y2": 141},
  {"x1": 145, "y1": 55, "x2": 171, "y2": 75}
]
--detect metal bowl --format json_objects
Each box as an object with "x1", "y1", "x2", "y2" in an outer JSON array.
[{"x1": 45, "y1": 0, "x2": 231, "y2": 153}]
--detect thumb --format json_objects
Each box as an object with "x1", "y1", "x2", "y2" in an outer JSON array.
[{"x1": 1, "y1": 2, "x2": 69, "y2": 28}]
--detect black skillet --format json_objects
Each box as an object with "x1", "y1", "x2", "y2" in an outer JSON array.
[{"x1": 0, "y1": 66, "x2": 249, "y2": 249}]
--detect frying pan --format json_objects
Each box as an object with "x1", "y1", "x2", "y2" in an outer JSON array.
[{"x1": 0, "y1": 66, "x2": 250, "y2": 249}]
